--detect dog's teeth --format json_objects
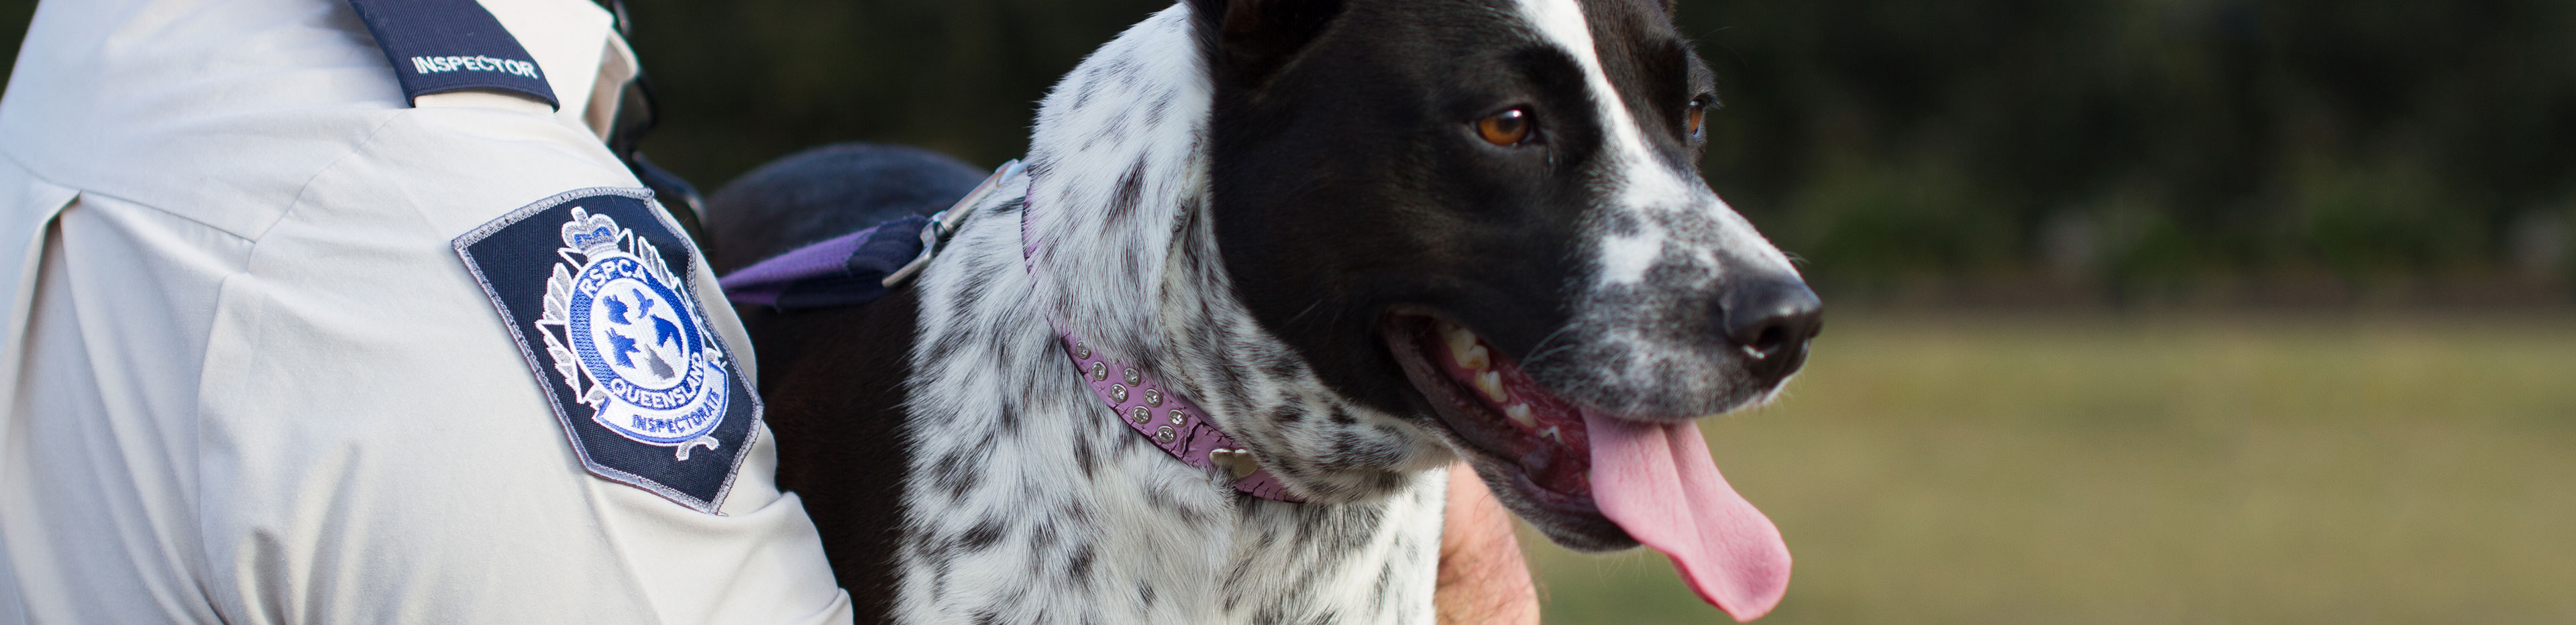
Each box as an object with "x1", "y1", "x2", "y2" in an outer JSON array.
[
  {"x1": 1442, "y1": 324, "x2": 1477, "y2": 352},
  {"x1": 1452, "y1": 341, "x2": 1490, "y2": 371},
  {"x1": 1475, "y1": 370, "x2": 1507, "y2": 402},
  {"x1": 1539, "y1": 426, "x2": 1563, "y2": 444},
  {"x1": 1440, "y1": 323, "x2": 1493, "y2": 370},
  {"x1": 1504, "y1": 404, "x2": 1536, "y2": 429}
]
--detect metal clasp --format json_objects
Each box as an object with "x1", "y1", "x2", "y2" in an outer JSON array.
[{"x1": 883, "y1": 159, "x2": 1026, "y2": 288}]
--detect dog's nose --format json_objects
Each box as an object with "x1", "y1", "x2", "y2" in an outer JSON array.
[{"x1": 1719, "y1": 277, "x2": 1823, "y2": 382}]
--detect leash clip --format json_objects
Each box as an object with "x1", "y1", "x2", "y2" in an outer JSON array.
[{"x1": 883, "y1": 159, "x2": 1025, "y2": 288}]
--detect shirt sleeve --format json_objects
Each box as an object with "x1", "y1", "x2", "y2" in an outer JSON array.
[{"x1": 189, "y1": 105, "x2": 851, "y2": 625}]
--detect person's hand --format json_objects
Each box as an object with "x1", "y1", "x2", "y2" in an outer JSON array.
[{"x1": 1435, "y1": 461, "x2": 1542, "y2": 624}]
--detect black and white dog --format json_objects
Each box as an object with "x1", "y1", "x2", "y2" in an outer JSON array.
[{"x1": 718, "y1": 0, "x2": 1821, "y2": 622}]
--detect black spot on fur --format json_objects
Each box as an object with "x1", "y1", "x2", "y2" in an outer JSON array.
[
  {"x1": 931, "y1": 555, "x2": 953, "y2": 600},
  {"x1": 1372, "y1": 564, "x2": 1393, "y2": 609},
  {"x1": 1031, "y1": 522, "x2": 1061, "y2": 551},
  {"x1": 950, "y1": 266, "x2": 993, "y2": 313},
  {"x1": 1073, "y1": 435, "x2": 1100, "y2": 477},
  {"x1": 1250, "y1": 601, "x2": 1288, "y2": 625},
  {"x1": 1059, "y1": 500, "x2": 1097, "y2": 523},
  {"x1": 1086, "y1": 111, "x2": 1134, "y2": 151},
  {"x1": 960, "y1": 518, "x2": 1008, "y2": 552},
  {"x1": 935, "y1": 449, "x2": 981, "y2": 500},
  {"x1": 1118, "y1": 248, "x2": 1146, "y2": 290},
  {"x1": 1601, "y1": 209, "x2": 1645, "y2": 237},
  {"x1": 1259, "y1": 351, "x2": 1301, "y2": 379},
  {"x1": 1067, "y1": 544, "x2": 1097, "y2": 585},
  {"x1": 1372, "y1": 471, "x2": 1403, "y2": 492},
  {"x1": 1139, "y1": 478, "x2": 1218, "y2": 527},
  {"x1": 1212, "y1": 352, "x2": 1250, "y2": 405}
]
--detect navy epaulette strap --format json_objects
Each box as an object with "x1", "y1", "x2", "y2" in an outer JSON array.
[{"x1": 345, "y1": 0, "x2": 560, "y2": 109}]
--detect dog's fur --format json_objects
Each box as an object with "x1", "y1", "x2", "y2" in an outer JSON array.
[{"x1": 725, "y1": 0, "x2": 1814, "y2": 623}]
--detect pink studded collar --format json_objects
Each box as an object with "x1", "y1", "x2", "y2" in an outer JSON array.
[
  {"x1": 1004, "y1": 162, "x2": 1303, "y2": 502},
  {"x1": 1046, "y1": 336, "x2": 1301, "y2": 501}
]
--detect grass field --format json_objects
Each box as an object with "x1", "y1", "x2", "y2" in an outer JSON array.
[{"x1": 1527, "y1": 312, "x2": 2576, "y2": 625}]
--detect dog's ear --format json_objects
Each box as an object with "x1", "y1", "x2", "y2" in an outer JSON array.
[{"x1": 1190, "y1": 0, "x2": 1348, "y2": 88}]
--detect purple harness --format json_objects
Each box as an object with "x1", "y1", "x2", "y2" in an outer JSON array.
[{"x1": 720, "y1": 162, "x2": 1301, "y2": 502}]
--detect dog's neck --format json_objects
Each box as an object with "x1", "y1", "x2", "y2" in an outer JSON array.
[{"x1": 1020, "y1": 7, "x2": 1212, "y2": 373}]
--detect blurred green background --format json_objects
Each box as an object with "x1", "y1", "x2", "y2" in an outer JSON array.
[
  {"x1": 620, "y1": 0, "x2": 2575, "y2": 305},
  {"x1": 5, "y1": 0, "x2": 2569, "y2": 623},
  {"x1": 8, "y1": 0, "x2": 2571, "y2": 302},
  {"x1": 1534, "y1": 313, "x2": 2576, "y2": 624}
]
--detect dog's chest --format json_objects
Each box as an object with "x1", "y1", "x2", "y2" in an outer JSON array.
[{"x1": 885, "y1": 212, "x2": 1445, "y2": 625}]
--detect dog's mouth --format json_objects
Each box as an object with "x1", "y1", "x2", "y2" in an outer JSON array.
[
  {"x1": 1381, "y1": 312, "x2": 1792, "y2": 622},
  {"x1": 1382, "y1": 315, "x2": 1601, "y2": 510}
]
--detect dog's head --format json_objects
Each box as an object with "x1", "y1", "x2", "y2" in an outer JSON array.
[{"x1": 1021, "y1": 0, "x2": 1816, "y2": 616}]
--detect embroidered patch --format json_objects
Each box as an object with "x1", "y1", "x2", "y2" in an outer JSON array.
[
  {"x1": 455, "y1": 188, "x2": 757, "y2": 512},
  {"x1": 344, "y1": 0, "x2": 559, "y2": 109}
]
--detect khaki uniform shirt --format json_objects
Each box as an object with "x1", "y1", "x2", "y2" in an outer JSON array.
[{"x1": 0, "y1": 0, "x2": 852, "y2": 622}]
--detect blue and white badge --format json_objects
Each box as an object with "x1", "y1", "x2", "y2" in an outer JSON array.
[
  {"x1": 546, "y1": 207, "x2": 730, "y2": 455},
  {"x1": 457, "y1": 188, "x2": 756, "y2": 513}
]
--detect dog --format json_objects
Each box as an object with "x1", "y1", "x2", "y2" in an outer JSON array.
[{"x1": 716, "y1": 0, "x2": 1823, "y2": 622}]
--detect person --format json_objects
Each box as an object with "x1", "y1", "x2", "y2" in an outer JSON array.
[
  {"x1": 0, "y1": 1, "x2": 1537, "y2": 622},
  {"x1": 0, "y1": 0, "x2": 850, "y2": 621}
]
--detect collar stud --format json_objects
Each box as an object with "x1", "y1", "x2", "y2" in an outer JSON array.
[{"x1": 1208, "y1": 449, "x2": 1260, "y2": 481}]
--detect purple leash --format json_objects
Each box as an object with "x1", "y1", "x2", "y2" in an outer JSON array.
[{"x1": 721, "y1": 160, "x2": 1301, "y2": 502}]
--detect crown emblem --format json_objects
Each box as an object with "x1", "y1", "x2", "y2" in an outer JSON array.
[{"x1": 559, "y1": 207, "x2": 622, "y2": 255}]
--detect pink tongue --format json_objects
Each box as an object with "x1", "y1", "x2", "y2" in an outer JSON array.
[{"x1": 1582, "y1": 409, "x2": 1792, "y2": 622}]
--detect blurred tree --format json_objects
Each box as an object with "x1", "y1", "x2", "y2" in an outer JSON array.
[
  {"x1": 1670, "y1": 0, "x2": 2576, "y2": 288},
  {"x1": 618, "y1": 0, "x2": 1170, "y2": 179},
  {"x1": 1, "y1": 0, "x2": 2568, "y2": 298}
]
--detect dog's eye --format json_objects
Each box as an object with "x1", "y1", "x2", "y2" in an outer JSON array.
[
  {"x1": 1684, "y1": 99, "x2": 1708, "y2": 138},
  {"x1": 1475, "y1": 108, "x2": 1534, "y2": 146}
]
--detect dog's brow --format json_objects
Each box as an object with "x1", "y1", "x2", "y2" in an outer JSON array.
[{"x1": 1686, "y1": 47, "x2": 1720, "y2": 107}]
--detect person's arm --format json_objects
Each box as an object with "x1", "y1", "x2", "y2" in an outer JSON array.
[{"x1": 1436, "y1": 462, "x2": 1542, "y2": 624}]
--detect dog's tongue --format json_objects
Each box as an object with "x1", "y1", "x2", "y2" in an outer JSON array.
[{"x1": 1583, "y1": 409, "x2": 1792, "y2": 622}]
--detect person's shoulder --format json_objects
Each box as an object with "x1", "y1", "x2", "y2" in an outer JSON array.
[{"x1": 281, "y1": 103, "x2": 637, "y2": 239}]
